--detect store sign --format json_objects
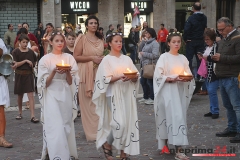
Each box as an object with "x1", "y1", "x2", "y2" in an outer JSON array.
[
  {"x1": 124, "y1": 0, "x2": 153, "y2": 13},
  {"x1": 61, "y1": 0, "x2": 98, "y2": 14}
]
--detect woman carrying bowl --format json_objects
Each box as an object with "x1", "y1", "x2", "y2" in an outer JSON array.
[{"x1": 92, "y1": 32, "x2": 139, "y2": 160}]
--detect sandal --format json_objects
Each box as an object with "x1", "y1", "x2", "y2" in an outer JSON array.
[
  {"x1": 102, "y1": 144, "x2": 113, "y2": 160},
  {"x1": 30, "y1": 117, "x2": 39, "y2": 123},
  {"x1": 16, "y1": 114, "x2": 22, "y2": 120},
  {"x1": 0, "y1": 136, "x2": 13, "y2": 148},
  {"x1": 121, "y1": 157, "x2": 131, "y2": 160},
  {"x1": 175, "y1": 153, "x2": 190, "y2": 160},
  {"x1": 77, "y1": 110, "x2": 81, "y2": 117}
]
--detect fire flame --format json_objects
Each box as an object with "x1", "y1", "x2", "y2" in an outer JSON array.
[
  {"x1": 184, "y1": 71, "x2": 188, "y2": 75},
  {"x1": 62, "y1": 60, "x2": 65, "y2": 66},
  {"x1": 127, "y1": 68, "x2": 132, "y2": 73}
]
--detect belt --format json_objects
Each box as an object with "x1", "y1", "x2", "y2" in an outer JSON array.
[{"x1": 15, "y1": 69, "x2": 33, "y2": 75}]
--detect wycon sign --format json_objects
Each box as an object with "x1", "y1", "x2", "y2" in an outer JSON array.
[
  {"x1": 61, "y1": 0, "x2": 98, "y2": 14},
  {"x1": 70, "y1": 1, "x2": 90, "y2": 11}
]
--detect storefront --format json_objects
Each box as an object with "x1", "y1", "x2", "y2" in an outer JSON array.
[
  {"x1": 61, "y1": 0, "x2": 98, "y2": 33},
  {"x1": 124, "y1": 0, "x2": 153, "y2": 37}
]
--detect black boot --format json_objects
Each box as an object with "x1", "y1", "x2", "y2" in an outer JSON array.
[
  {"x1": 216, "y1": 128, "x2": 237, "y2": 137},
  {"x1": 230, "y1": 133, "x2": 240, "y2": 143}
]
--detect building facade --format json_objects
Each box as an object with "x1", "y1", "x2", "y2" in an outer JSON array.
[
  {"x1": 0, "y1": 0, "x2": 240, "y2": 38},
  {"x1": 0, "y1": 0, "x2": 41, "y2": 37}
]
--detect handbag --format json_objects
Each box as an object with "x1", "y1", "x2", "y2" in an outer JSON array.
[
  {"x1": 197, "y1": 59, "x2": 207, "y2": 78},
  {"x1": 142, "y1": 58, "x2": 155, "y2": 79}
]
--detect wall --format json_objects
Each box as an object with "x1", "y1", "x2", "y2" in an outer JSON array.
[
  {"x1": 201, "y1": 0, "x2": 216, "y2": 29},
  {"x1": 234, "y1": 0, "x2": 240, "y2": 27},
  {"x1": 153, "y1": 0, "x2": 175, "y2": 32},
  {"x1": 0, "y1": 0, "x2": 38, "y2": 37}
]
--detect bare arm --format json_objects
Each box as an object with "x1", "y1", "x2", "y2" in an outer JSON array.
[
  {"x1": 0, "y1": 48, "x2": 3, "y2": 58},
  {"x1": 73, "y1": 42, "x2": 93, "y2": 63},
  {"x1": 46, "y1": 69, "x2": 56, "y2": 88},
  {"x1": 65, "y1": 71, "x2": 72, "y2": 85}
]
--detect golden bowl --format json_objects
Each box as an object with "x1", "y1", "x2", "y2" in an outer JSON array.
[
  {"x1": 179, "y1": 75, "x2": 193, "y2": 81},
  {"x1": 56, "y1": 64, "x2": 71, "y2": 70},
  {"x1": 123, "y1": 71, "x2": 138, "y2": 79}
]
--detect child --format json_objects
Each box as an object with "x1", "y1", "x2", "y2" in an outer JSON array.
[
  {"x1": 153, "y1": 32, "x2": 195, "y2": 160},
  {"x1": 12, "y1": 34, "x2": 39, "y2": 123},
  {"x1": 63, "y1": 31, "x2": 76, "y2": 55},
  {"x1": 37, "y1": 31, "x2": 79, "y2": 160},
  {"x1": 92, "y1": 32, "x2": 140, "y2": 160}
]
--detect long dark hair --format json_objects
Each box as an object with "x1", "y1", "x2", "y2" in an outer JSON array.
[{"x1": 85, "y1": 15, "x2": 103, "y2": 40}]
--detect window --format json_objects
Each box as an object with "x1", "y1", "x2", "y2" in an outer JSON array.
[{"x1": 216, "y1": 0, "x2": 235, "y2": 21}]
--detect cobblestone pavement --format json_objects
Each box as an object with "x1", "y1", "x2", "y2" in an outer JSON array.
[{"x1": 1, "y1": 74, "x2": 240, "y2": 160}]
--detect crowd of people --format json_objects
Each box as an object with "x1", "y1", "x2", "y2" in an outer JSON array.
[{"x1": 0, "y1": 1, "x2": 240, "y2": 160}]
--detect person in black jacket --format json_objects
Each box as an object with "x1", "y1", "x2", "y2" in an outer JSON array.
[
  {"x1": 128, "y1": 27, "x2": 137, "y2": 64},
  {"x1": 183, "y1": 2, "x2": 207, "y2": 72}
]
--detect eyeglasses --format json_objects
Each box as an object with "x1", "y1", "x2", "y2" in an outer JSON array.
[
  {"x1": 106, "y1": 32, "x2": 123, "y2": 38},
  {"x1": 217, "y1": 26, "x2": 228, "y2": 32}
]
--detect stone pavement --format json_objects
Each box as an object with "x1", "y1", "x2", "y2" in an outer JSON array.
[{"x1": 1, "y1": 74, "x2": 240, "y2": 160}]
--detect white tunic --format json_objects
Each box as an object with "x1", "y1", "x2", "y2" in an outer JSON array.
[
  {"x1": 37, "y1": 53, "x2": 79, "y2": 160},
  {"x1": 92, "y1": 55, "x2": 140, "y2": 155},
  {"x1": 153, "y1": 52, "x2": 195, "y2": 149},
  {"x1": 0, "y1": 38, "x2": 10, "y2": 108}
]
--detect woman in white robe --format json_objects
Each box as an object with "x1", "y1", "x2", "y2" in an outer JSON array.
[
  {"x1": 92, "y1": 32, "x2": 140, "y2": 160},
  {"x1": 37, "y1": 31, "x2": 79, "y2": 160},
  {"x1": 0, "y1": 38, "x2": 12, "y2": 148},
  {"x1": 153, "y1": 32, "x2": 195, "y2": 160}
]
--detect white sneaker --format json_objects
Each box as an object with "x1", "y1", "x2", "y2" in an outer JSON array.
[
  {"x1": 145, "y1": 99, "x2": 154, "y2": 105},
  {"x1": 138, "y1": 98, "x2": 147, "y2": 103}
]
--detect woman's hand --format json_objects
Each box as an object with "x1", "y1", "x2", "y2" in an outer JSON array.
[
  {"x1": 121, "y1": 76, "x2": 130, "y2": 82},
  {"x1": 55, "y1": 67, "x2": 71, "y2": 74},
  {"x1": 92, "y1": 56, "x2": 103, "y2": 64},
  {"x1": 166, "y1": 77, "x2": 178, "y2": 83},
  {"x1": 26, "y1": 60, "x2": 33, "y2": 67},
  {"x1": 131, "y1": 75, "x2": 139, "y2": 82}
]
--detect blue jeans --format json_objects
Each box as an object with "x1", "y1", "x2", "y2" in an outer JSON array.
[
  {"x1": 202, "y1": 80, "x2": 207, "y2": 91},
  {"x1": 185, "y1": 40, "x2": 205, "y2": 70},
  {"x1": 121, "y1": 44, "x2": 127, "y2": 55},
  {"x1": 130, "y1": 46, "x2": 136, "y2": 64},
  {"x1": 140, "y1": 71, "x2": 150, "y2": 99},
  {"x1": 205, "y1": 80, "x2": 219, "y2": 114},
  {"x1": 219, "y1": 77, "x2": 240, "y2": 132},
  {"x1": 147, "y1": 78, "x2": 154, "y2": 100}
]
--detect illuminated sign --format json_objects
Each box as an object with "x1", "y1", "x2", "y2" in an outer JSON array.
[
  {"x1": 124, "y1": 0, "x2": 153, "y2": 13},
  {"x1": 61, "y1": 0, "x2": 98, "y2": 14}
]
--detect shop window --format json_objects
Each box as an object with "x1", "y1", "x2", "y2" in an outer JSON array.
[{"x1": 216, "y1": 0, "x2": 235, "y2": 21}]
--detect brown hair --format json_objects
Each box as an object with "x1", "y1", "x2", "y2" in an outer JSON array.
[
  {"x1": 106, "y1": 32, "x2": 123, "y2": 50},
  {"x1": 85, "y1": 15, "x2": 103, "y2": 40},
  {"x1": 65, "y1": 31, "x2": 76, "y2": 38},
  {"x1": 18, "y1": 34, "x2": 29, "y2": 42},
  {"x1": 203, "y1": 29, "x2": 216, "y2": 42},
  {"x1": 49, "y1": 29, "x2": 65, "y2": 42},
  {"x1": 166, "y1": 32, "x2": 182, "y2": 49}
]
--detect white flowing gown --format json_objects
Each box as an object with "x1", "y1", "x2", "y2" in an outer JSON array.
[
  {"x1": 37, "y1": 53, "x2": 79, "y2": 160},
  {"x1": 153, "y1": 53, "x2": 195, "y2": 149},
  {"x1": 92, "y1": 55, "x2": 140, "y2": 155},
  {"x1": 0, "y1": 38, "x2": 10, "y2": 108}
]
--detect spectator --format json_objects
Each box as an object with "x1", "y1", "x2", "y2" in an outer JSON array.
[
  {"x1": 117, "y1": 24, "x2": 127, "y2": 55},
  {"x1": 237, "y1": 25, "x2": 240, "y2": 32},
  {"x1": 138, "y1": 28, "x2": 160, "y2": 105},
  {"x1": 128, "y1": 27, "x2": 137, "y2": 63},
  {"x1": 15, "y1": 22, "x2": 39, "y2": 47},
  {"x1": 197, "y1": 29, "x2": 220, "y2": 119},
  {"x1": 42, "y1": 23, "x2": 54, "y2": 55},
  {"x1": 75, "y1": 24, "x2": 82, "y2": 34},
  {"x1": 98, "y1": 27, "x2": 104, "y2": 40},
  {"x1": 214, "y1": 17, "x2": 240, "y2": 143},
  {"x1": 183, "y1": 2, "x2": 207, "y2": 72},
  {"x1": 64, "y1": 26, "x2": 73, "y2": 36},
  {"x1": 106, "y1": 24, "x2": 114, "y2": 37},
  {"x1": 17, "y1": 24, "x2": 22, "y2": 31},
  {"x1": 4, "y1": 24, "x2": 16, "y2": 52},
  {"x1": 34, "y1": 22, "x2": 44, "y2": 58},
  {"x1": 157, "y1": 23, "x2": 168, "y2": 54}
]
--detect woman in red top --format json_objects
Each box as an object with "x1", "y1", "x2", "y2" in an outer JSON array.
[{"x1": 14, "y1": 22, "x2": 39, "y2": 47}]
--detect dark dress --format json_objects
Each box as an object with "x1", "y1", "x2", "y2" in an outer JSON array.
[
  {"x1": 12, "y1": 48, "x2": 37, "y2": 94},
  {"x1": 63, "y1": 47, "x2": 73, "y2": 55}
]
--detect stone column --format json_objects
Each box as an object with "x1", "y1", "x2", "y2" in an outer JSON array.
[
  {"x1": 201, "y1": 0, "x2": 216, "y2": 29},
  {"x1": 98, "y1": 0, "x2": 124, "y2": 32},
  {"x1": 234, "y1": 0, "x2": 240, "y2": 27},
  {"x1": 41, "y1": 0, "x2": 55, "y2": 26},
  {"x1": 153, "y1": 0, "x2": 175, "y2": 32}
]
